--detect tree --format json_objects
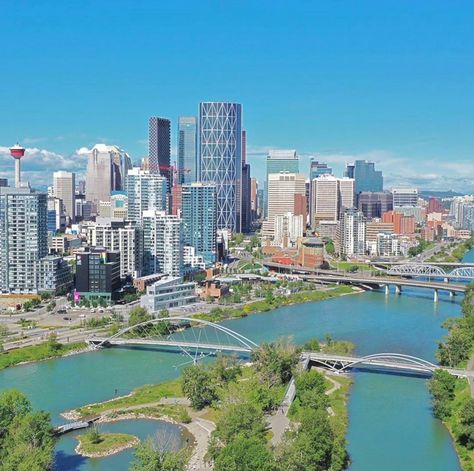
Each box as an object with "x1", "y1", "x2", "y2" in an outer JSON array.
[
  {"x1": 46, "y1": 333, "x2": 61, "y2": 353},
  {"x1": 128, "y1": 307, "x2": 153, "y2": 327},
  {"x1": 276, "y1": 409, "x2": 334, "y2": 471},
  {"x1": 0, "y1": 325, "x2": 9, "y2": 338},
  {"x1": 210, "y1": 356, "x2": 241, "y2": 385},
  {"x1": 213, "y1": 435, "x2": 275, "y2": 471},
  {"x1": 325, "y1": 239, "x2": 335, "y2": 255},
  {"x1": 46, "y1": 301, "x2": 56, "y2": 312},
  {"x1": 86, "y1": 425, "x2": 102, "y2": 444},
  {"x1": 437, "y1": 326, "x2": 472, "y2": 367},
  {"x1": 181, "y1": 364, "x2": 218, "y2": 410},
  {"x1": 211, "y1": 403, "x2": 266, "y2": 448},
  {"x1": 130, "y1": 438, "x2": 187, "y2": 471},
  {"x1": 428, "y1": 370, "x2": 457, "y2": 419},
  {"x1": 459, "y1": 397, "x2": 474, "y2": 449},
  {"x1": 251, "y1": 338, "x2": 299, "y2": 385},
  {"x1": 22, "y1": 301, "x2": 33, "y2": 312},
  {"x1": 0, "y1": 390, "x2": 54, "y2": 471},
  {"x1": 302, "y1": 337, "x2": 320, "y2": 352}
]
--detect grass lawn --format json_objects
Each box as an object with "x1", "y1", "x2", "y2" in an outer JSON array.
[
  {"x1": 330, "y1": 261, "x2": 372, "y2": 272},
  {"x1": 0, "y1": 341, "x2": 86, "y2": 370},
  {"x1": 113, "y1": 404, "x2": 191, "y2": 423},
  {"x1": 76, "y1": 432, "x2": 138, "y2": 457},
  {"x1": 77, "y1": 378, "x2": 182, "y2": 418}
]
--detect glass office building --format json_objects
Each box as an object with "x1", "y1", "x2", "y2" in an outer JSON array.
[
  {"x1": 178, "y1": 116, "x2": 198, "y2": 184},
  {"x1": 199, "y1": 102, "x2": 242, "y2": 232}
]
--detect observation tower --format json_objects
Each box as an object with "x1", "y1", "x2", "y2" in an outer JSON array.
[{"x1": 9, "y1": 143, "x2": 25, "y2": 187}]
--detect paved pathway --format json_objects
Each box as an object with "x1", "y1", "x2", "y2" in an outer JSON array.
[
  {"x1": 185, "y1": 417, "x2": 215, "y2": 471},
  {"x1": 468, "y1": 355, "x2": 474, "y2": 398}
]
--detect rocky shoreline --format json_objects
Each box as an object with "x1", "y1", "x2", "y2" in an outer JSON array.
[{"x1": 75, "y1": 434, "x2": 140, "y2": 458}]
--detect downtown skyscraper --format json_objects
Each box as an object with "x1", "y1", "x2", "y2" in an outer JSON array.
[
  {"x1": 181, "y1": 183, "x2": 217, "y2": 266},
  {"x1": 149, "y1": 117, "x2": 171, "y2": 188},
  {"x1": 199, "y1": 102, "x2": 242, "y2": 232},
  {"x1": 178, "y1": 116, "x2": 198, "y2": 184}
]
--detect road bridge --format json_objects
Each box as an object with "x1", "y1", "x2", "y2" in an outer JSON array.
[
  {"x1": 383, "y1": 263, "x2": 474, "y2": 280},
  {"x1": 262, "y1": 261, "x2": 466, "y2": 301}
]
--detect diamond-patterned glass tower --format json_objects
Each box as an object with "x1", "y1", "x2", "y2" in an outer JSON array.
[{"x1": 199, "y1": 102, "x2": 242, "y2": 232}]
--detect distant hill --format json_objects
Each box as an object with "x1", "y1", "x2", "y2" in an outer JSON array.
[{"x1": 419, "y1": 190, "x2": 464, "y2": 198}]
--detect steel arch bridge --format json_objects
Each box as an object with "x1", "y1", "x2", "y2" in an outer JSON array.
[
  {"x1": 308, "y1": 352, "x2": 440, "y2": 375},
  {"x1": 387, "y1": 263, "x2": 474, "y2": 279},
  {"x1": 87, "y1": 316, "x2": 259, "y2": 365}
]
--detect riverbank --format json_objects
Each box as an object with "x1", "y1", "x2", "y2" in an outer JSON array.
[
  {"x1": 193, "y1": 285, "x2": 359, "y2": 323},
  {"x1": 429, "y1": 238, "x2": 474, "y2": 263},
  {"x1": 75, "y1": 432, "x2": 140, "y2": 458},
  {"x1": 0, "y1": 340, "x2": 87, "y2": 370},
  {"x1": 431, "y1": 282, "x2": 474, "y2": 470}
]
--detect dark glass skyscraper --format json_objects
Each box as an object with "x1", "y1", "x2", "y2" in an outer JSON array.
[
  {"x1": 358, "y1": 191, "x2": 393, "y2": 218},
  {"x1": 310, "y1": 160, "x2": 332, "y2": 180},
  {"x1": 345, "y1": 160, "x2": 383, "y2": 195},
  {"x1": 199, "y1": 102, "x2": 242, "y2": 232},
  {"x1": 149, "y1": 117, "x2": 171, "y2": 188},
  {"x1": 178, "y1": 116, "x2": 198, "y2": 184}
]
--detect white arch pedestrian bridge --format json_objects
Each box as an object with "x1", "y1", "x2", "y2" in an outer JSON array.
[
  {"x1": 386, "y1": 263, "x2": 474, "y2": 280},
  {"x1": 87, "y1": 317, "x2": 473, "y2": 378}
]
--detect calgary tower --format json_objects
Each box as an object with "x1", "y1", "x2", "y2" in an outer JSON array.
[{"x1": 9, "y1": 143, "x2": 26, "y2": 187}]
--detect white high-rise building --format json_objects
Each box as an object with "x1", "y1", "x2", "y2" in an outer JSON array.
[
  {"x1": 338, "y1": 177, "x2": 355, "y2": 212},
  {"x1": 392, "y1": 188, "x2": 418, "y2": 207},
  {"x1": 338, "y1": 208, "x2": 366, "y2": 257},
  {"x1": 0, "y1": 187, "x2": 70, "y2": 294},
  {"x1": 142, "y1": 210, "x2": 183, "y2": 277},
  {"x1": 85, "y1": 144, "x2": 132, "y2": 204},
  {"x1": 125, "y1": 168, "x2": 168, "y2": 223},
  {"x1": 311, "y1": 175, "x2": 355, "y2": 228},
  {"x1": 87, "y1": 218, "x2": 142, "y2": 279},
  {"x1": 263, "y1": 172, "x2": 306, "y2": 237},
  {"x1": 274, "y1": 212, "x2": 304, "y2": 248},
  {"x1": 53, "y1": 171, "x2": 75, "y2": 224},
  {"x1": 311, "y1": 175, "x2": 339, "y2": 226}
]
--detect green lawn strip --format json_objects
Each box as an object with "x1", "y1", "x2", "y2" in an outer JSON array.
[
  {"x1": 445, "y1": 379, "x2": 474, "y2": 471},
  {"x1": 193, "y1": 286, "x2": 356, "y2": 322},
  {"x1": 113, "y1": 404, "x2": 191, "y2": 423},
  {"x1": 77, "y1": 378, "x2": 182, "y2": 418},
  {"x1": 0, "y1": 341, "x2": 86, "y2": 370},
  {"x1": 76, "y1": 432, "x2": 138, "y2": 456}
]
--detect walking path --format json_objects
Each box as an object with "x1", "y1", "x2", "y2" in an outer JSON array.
[
  {"x1": 185, "y1": 417, "x2": 215, "y2": 471},
  {"x1": 468, "y1": 355, "x2": 474, "y2": 398}
]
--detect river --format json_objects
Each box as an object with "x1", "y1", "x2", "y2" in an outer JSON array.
[{"x1": 1, "y1": 249, "x2": 472, "y2": 470}]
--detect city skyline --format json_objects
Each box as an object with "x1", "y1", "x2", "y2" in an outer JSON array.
[{"x1": 1, "y1": 1, "x2": 474, "y2": 192}]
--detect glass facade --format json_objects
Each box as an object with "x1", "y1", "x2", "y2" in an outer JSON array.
[
  {"x1": 178, "y1": 117, "x2": 198, "y2": 184},
  {"x1": 199, "y1": 102, "x2": 242, "y2": 232},
  {"x1": 345, "y1": 160, "x2": 383, "y2": 194},
  {"x1": 181, "y1": 183, "x2": 217, "y2": 266}
]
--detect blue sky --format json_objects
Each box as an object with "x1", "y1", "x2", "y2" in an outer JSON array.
[{"x1": 1, "y1": 0, "x2": 473, "y2": 191}]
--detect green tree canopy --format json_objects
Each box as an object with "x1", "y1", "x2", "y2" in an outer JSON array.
[
  {"x1": 251, "y1": 338, "x2": 299, "y2": 385},
  {"x1": 213, "y1": 435, "x2": 275, "y2": 471},
  {"x1": 0, "y1": 390, "x2": 54, "y2": 471},
  {"x1": 130, "y1": 438, "x2": 187, "y2": 471},
  {"x1": 181, "y1": 364, "x2": 218, "y2": 410}
]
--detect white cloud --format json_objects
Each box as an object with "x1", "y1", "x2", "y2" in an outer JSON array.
[
  {"x1": 0, "y1": 146, "x2": 88, "y2": 187},
  {"x1": 247, "y1": 146, "x2": 474, "y2": 193}
]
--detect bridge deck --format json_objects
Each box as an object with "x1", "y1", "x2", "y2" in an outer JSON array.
[
  {"x1": 88, "y1": 338, "x2": 252, "y2": 353},
  {"x1": 305, "y1": 352, "x2": 474, "y2": 378}
]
